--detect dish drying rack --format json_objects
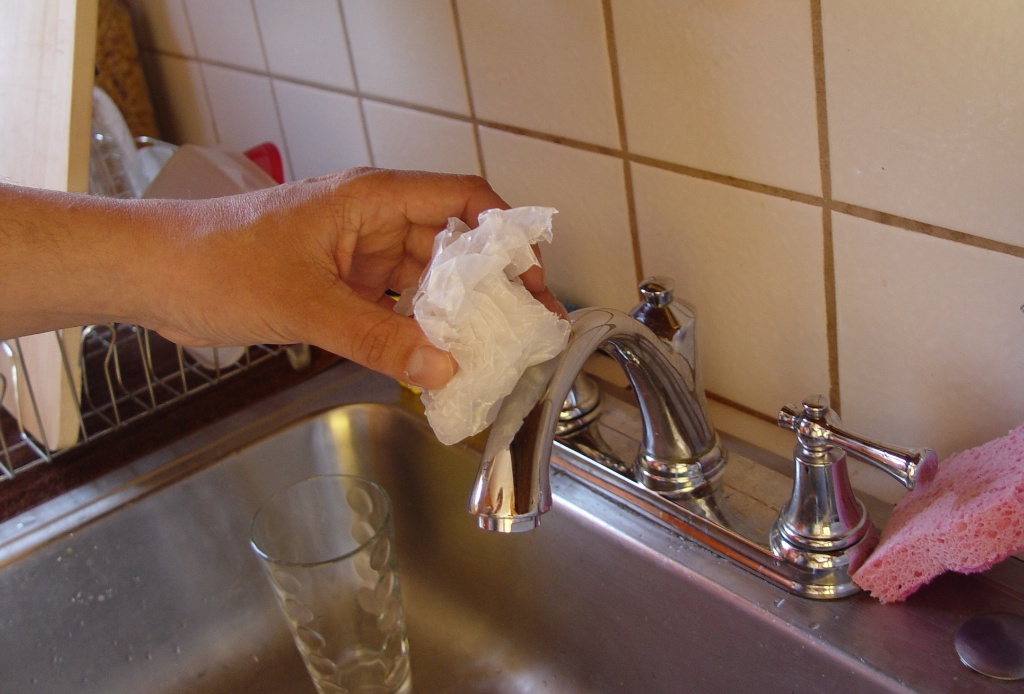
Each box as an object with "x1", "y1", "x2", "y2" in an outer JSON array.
[{"x1": 0, "y1": 325, "x2": 308, "y2": 481}]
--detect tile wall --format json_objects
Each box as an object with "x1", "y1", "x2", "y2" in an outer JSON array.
[{"x1": 124, "y1": 0, "x2": 1024, "y2": 481}]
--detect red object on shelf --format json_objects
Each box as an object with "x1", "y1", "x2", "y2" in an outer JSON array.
[{"x1": 243, "y1": 142, "x2": 285, "y2": 184}]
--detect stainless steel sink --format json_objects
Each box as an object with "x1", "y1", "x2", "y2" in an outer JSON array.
[{"x1": 0, "y1": 362, "x2": 1022, "y2": 692}]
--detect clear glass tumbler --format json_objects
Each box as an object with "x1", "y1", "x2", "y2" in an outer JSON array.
[{"x1": 250, "y1": 474, "x2": 411, "y2": 693}]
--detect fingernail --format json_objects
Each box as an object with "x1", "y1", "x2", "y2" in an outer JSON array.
[{"x1": 404, "y1": 345, "x2": 456, "y2": 389}]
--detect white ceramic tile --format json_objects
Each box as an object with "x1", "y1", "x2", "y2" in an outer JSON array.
[
  {"x1": 144, "y1": 54, "x2": 216, "y2": 145},
  {"x1": 201, "y1": 64, "x2": 283, "y2": 154},
  {"x1": 834, "y1": 213, "x2": 1024, "y2": 459},
  {"x1": 128, "y1": 0, "x2": 195, "y2": 55},
  {"x1": 633, "y1": 165, "x2": 829, "y2": 415},
  {"x1": 364, "y1": 101, "x2": 478, "y2": 175},
  {"x1": 274, "y1": 80, "x2": 369, "y2": 179},
  {"x1": 341, "y1": 0, "x2": 468, "y2": 114},
  {"x1": 479, "y1": 127, "x2": 636, "y2": 311},
  {"x1": 824, "y1": 2, "x2": 1024, "y2": 247},
  {"x1": 182, "y1": 0, "x2": 265, "y2": 70},
  {"x1": 613, "y1": 0, "x2": 821, "y2": 196},
  {"x1": 458, "y1": 0, "x2": 619, "y2": 149},
  {"x1": 252, "y1": 0, "x2": 354, "y2": 90}
]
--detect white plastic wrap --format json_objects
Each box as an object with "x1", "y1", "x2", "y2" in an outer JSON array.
[{"x1": 396, "y1": 207, "x2": 570, "y2": 445}]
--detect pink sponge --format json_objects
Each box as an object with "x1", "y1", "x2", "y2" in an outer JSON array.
[{"x1": 852, "y1": 423, "x2": 1024, "y2": 603}]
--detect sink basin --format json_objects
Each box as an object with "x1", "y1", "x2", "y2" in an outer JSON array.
[{"x1": 0, "y1": 362, "x2": 1022, "y2": 692}]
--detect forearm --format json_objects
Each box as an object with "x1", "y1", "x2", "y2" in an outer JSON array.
[
  {"x1": 0, "y1": 182, "x2": 183, "y2": 339},
  {"x1": 0, "y1": 169, "x2": 534, "y2": 389}
]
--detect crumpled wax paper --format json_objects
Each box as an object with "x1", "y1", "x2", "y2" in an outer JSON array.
[{"x1": 395, "y1": 206, "x2": 570, "y2": 445}]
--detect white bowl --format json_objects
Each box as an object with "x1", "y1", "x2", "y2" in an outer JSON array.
[{"x1": 184, "y1": 346, "x2": 247, "y2": 370}]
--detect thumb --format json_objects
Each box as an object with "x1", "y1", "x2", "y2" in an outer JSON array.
[{"x1": 309, "y1": 296, "x2": 456, "y2": 389}]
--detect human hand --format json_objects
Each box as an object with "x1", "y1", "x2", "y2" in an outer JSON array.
[{"x1": 139, "y1": 168, "x2": 563, "y2": 388}]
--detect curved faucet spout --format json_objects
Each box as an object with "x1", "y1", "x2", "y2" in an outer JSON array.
[{"x1": 469, "y1": 307, "x2": 726, "y2": 533}]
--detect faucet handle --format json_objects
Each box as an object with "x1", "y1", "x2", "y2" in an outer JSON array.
[{"x1": 779, "y1": 395, "x2": 938, "y2": 490}]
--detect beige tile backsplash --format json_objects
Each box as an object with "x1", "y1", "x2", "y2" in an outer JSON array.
[
  {"x1": 199, "y1": 64, "x2": 283, "y2": 154},
  {"x1": 274, "y1": 80, "x2": 367, "y2": 180},
  {"x1": 479, "y1": 127, "x2": 636, "y2": 312},
  {"x1": 823, "y1": 1, "x2": 1024, "y2": 247},
  {"x1": 614, "y1": 0, "x2": 822, "y2": 196},
  {"x1": 181, "y1": 0, "x2": 264, "y2": 70},
  {"x1": 340, "y1": 0, "x2": 469, "y2": 114},
  {"x1": 834, "y1": 213, "x2": 1024, "y2": 457},
  {"x1": 126, "y1": 0, "x2": 1024, "y2": 460},
  {"x1": 251, "y1": 0, "x2": 354, "y2": 91},
  {"x1": 459, "y1": 0, "x2": 620, "y2": 149},
  {"x1": 364, "y1": 101, "x2": 479, "y2": 176},
  {"x1": 633, "y1": 164, "x2": 831, "y2": 417}
]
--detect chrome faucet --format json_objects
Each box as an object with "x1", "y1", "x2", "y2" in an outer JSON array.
[
  {"x1": 469, "y1": 278, "x2": 726, "y2": 533},
  {"x1": 468, "y1": 277, "x2": 940, "y2": 600}
]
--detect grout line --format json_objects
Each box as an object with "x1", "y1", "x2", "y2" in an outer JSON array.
[
  {"x1": 448, "y1": 0, "x2": 487, "y2": 178},
  {"x1": 335, "y1": 0, "x2": 375, "y2": 169},
  {"x1": 601, "y1": 0, "x2": 644, "y2": 285},
  {"x1": 832, "y1": 202, "x2": 1024, "y2": 259},
  {"x1": 810, "y1": 0, "x2": 841, "y2": 414},
  {"x1": 249, "y1": 0, "x2": 295, "y2": 181},
  {"x1": 707, "y1": 392, "x2": 779, "y2": 427},
  {"x1": 172, "y1": 6, "x2": 219, "y2": 146},
  {"x1": 622, "y1": 159, "x2": 643, "y2": 284},
  {"x1": 474, "y1": 119, "x2": 623, "y2": 159},
  {"x1": 628, "y1": 153, "x2": 823, "y2": 207},
  {"x1": 603, "y1": 0, "x2": 629, "y2": 153}
]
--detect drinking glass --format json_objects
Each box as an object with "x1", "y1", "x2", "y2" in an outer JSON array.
[{"x1": 251, "y1": 474, "x2": 411, "y2": 693}]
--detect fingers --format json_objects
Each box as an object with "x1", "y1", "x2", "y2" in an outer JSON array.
[
  {"x1": 390, "y1": 170, "x2": 511, "y2": 226},
  {"x1": 305, "y1": 289, "x2": 457, "y2": 388},
  {"x1": 374, "y1": 172, "x2": 567, "y2": 319},
  {"x1": 344, "y1": 168, "x2": 510, "y2": 230},
  {"x1": 518, "y1": 243, "x2": 547, "y2": 293},
  {"x1": 515, "y1": 242, "x2": 567, "y2": 318},
  {"x1": 404, "y1": 343, "x2": 458, "y2": 389},
  {"x1": 533, "y1": 288, "x2": 569, "y2": 320}
]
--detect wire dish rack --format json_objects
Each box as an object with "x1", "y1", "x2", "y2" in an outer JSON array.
[{"x1": 0, "y1": 324, "x2": 308, "y2": 481}]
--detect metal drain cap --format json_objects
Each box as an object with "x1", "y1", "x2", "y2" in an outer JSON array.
[{"x1": 955, "y1": 613, "x2": 1024, "y2": 681}]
